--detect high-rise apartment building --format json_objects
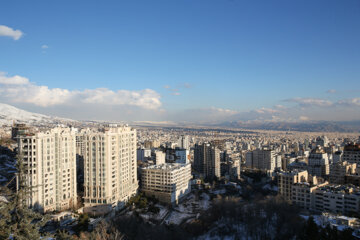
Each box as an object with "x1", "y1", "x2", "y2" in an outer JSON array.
[
  {"x1": 79, "y1": 125, "x2": 138, "y2": 211},
  {"x1": 175, "y1": 149, "x2": 190, "y2": 164},
  {"x1": 141, "y1": 163, "x2": 191, "y2": 204},
  {"x1": 315, "y1": 136, "x2": 329, "y2": 147},
  {"x1": 194, "y1": 143, "x2": 220, "y2": 179},
  {"x1": 329, "y1": 161, "x2": 357, "y2": 184},
  {"x1": 18, "y1": 127, "x2": 78, "y2": 213},
  {"x1": 246, "y1": 149, "x2": 281, "y2": 171},
  {"x1": 177, "y1": 135, "x2": 190, "y2": 149},
  {"x1": 343, "y1": 143, "x2": 360, "y2": 165},
  {"x1": 155, "y1": 150, "x2": 166, "y2": 165},
  {"x1": 307, "y1": 147, "x2": 329, "y2": 178}
]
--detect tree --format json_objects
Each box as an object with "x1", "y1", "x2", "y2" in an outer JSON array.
[
  {"x1": 0, "y1": 154, "x2": 48, "y2": 239},
  {"x1": 300, "y1": 216, "x2": 319, "y2": 240},
  {"x1": 56, "y1": 230, "x2": 73, "y2": 240},
  {"x1": 75, "y1": 213, "x2": 90, "y2": 233}
]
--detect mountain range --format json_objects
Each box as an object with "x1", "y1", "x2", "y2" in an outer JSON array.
[
  {"x1": 0, "y1": 103, "x2": 76, "y2": 126},
  {"x1": 1, "y1": 103, "x2": 360, "y2": 132}
]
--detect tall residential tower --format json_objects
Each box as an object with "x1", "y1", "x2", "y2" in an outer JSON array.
[
  {"x1": 79, "y1": 125, "x2": 138, "y2": 211},
  {"x1": 18, "y1": 127, "x2": 78, "y2": 213},
  {"x1": 194, "y1": 143, "x2": 220, "y2": 180}
]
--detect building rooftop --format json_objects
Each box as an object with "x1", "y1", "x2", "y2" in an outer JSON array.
[
  {"x1": 142, "y1": 163, "x2": 189, "y2": 171},
  {"x1": 316, "y1": 184, "x2": 360, "y2": 195}
]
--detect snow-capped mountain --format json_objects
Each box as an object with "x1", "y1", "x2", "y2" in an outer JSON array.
[{"x1": 0, "y1": 103, "x2": 76, "y2": 126}]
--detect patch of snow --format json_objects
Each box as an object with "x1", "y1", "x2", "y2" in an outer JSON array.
[
  {"x1": 165, "y1": 211, "x2": 194, "y2": 225},
  {"x1": 211, "y1": 189, "x2": 226, "y2": 195},
  {"x1": 262, "y1": 184, "x2": 278, "y2": 192},
  {"x1": 0, "y1": 103, "x2": 76, "y2": 126}
]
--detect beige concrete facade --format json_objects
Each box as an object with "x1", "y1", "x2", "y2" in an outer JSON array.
[
  {"x1": 80, "y1": 126, "x2": 138, "y2": 210},
  {"x1": 141, "y1": 163, "x2": 191, "y2": 204},
  {"x1": 278, "y1": 170, "x2": 308, "y2": 201},
  {"x1": 329, "y1": 161, "x2": 357, "y2": 184},
  {"x1": 18, "y1": 127, "x2": 78, "y2": 213}
]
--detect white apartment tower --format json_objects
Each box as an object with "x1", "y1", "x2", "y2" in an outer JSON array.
[
  {"x1": 80, "y1": 125, "x2": 138, "y2": 210},
  {"x1": 18, "y1": 127, "x2": 78, "y2": 213},
  {"x1": 177, "y1": 135, "x2": 190, "y2": 149},
  {"x1": 155, "y1": 150, "x2": 166, "y2": 165}
]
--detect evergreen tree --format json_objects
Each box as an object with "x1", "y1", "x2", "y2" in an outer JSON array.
[
  {"x1": 56, "y1": 230, "x2": 73, "y2": 240},
  {"x1": 299, "y1": 216, "x2": 319, "y2": 240},
  {"x1": 0, "y1": 154, "x2": 48, "y2": 239}
]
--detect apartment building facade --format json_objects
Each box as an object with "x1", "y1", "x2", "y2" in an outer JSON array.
[
  {"x1": 278, "y1": 170, "x2": 308, "y2": 201},
  {"x1": 246, "y1": 149, "x2": 281, "y2": 172},
  {"x1": 194, "y1": 143, "x2": 220, "y2": 180},
  {"x1": 329, "y1": 161, "x2": 357, "y2": 184},
  {"x1": 343, "y1": 143, "x2": 360, "y2": 165},
  {"x1": 79, "y1": 125, "x2": 138, "y2": 211},
  {"x1": 141, "y1": 163, "x2": 192, "y2": 204},
  {"x1": 18, "y1": 127, "x2": 78, "y2": 213}
]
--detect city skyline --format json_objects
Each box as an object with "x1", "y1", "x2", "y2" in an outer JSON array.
[{"x1": 1, "y1": 0, "x2": 360, "y2": 123}]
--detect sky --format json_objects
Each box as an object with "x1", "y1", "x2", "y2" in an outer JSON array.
[{"x1": 1, "y1": 0, "x2": 360, "y2": 123}]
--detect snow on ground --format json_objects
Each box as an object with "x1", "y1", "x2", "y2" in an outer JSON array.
[
  {"x1": 199, "y1": 193, "x2": 211, "y2": 210},
  {"x1": 211, "y1": 189, "x2": 226, "y2": 195},
  {"x1": 262, "y1": 184, "x2": 278, "y2": 192},
  {"x1": 156, "y1": 204, "x2": 168, "y2": 219},
  {"x1": 139, "y1": 204, "x2": 169, "y2": 222},
  {"x1": 300, "y1": 214, "x2": 356, "y2": 233},
  {"x1": 165, "y1": 211, "x2": 194, "y2": 225},
  {"x1": 0, "y1": 103, "x2": 76, "y2": 126}
]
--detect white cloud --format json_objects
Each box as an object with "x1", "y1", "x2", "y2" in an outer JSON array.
[
  {"x1": 0, "y1": 72, "x2": 162, "y2": 109},
  {"x1": 284, "y1": 97, "x2": 333, "y2": 107},
  {"x1": 0, "y1": 25, "x2": 23, "y2": 40},
  {"x1": 327, "y1": 89, "x2": 336, "y2": 94},
  {"x1": 183, "y1": 83, "x2": 191, "y2": 89},
  {"x1": 0, "y1": 72, "x2": 29, "y2": 85},
  {"x1": 299, "y1": 116, "x2": 310, "y2": 121},
  {"x1": 41, "y1": 45, "x2": 49, "y2": 49},
  {"x1": 274, "y1": 104, "x2": 287, "y2": 110},
  {"x1": 337, "y1": 98, "x2": 360, "y2": 107},
  {"x1": 255, "y1": 107, "x2": 280, "y2": 114},
  {"x1": 210, "y1": 107, "x2": 238, "y2": 115}
]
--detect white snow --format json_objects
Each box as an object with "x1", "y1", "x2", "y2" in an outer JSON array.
[
  {"x1": 0, "y1": 103, "x2": 76, "y2": 126},
  {"x1": 165, "y1": 211, "x2": 193, "y2": 225},
  {"x1": 211, "y1": 189, "x2": 226, "y2": 195},
  {"x1": 262, "y1": 184, "x2": 278, "y2": 192}
]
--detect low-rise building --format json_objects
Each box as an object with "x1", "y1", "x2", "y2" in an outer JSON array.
[
  {"x1": 141, "y1": 163, "x2": 191, "y2": 204},
  {"x1": 292, "y1": 177, "x2": 328, "y2": 210},
  {"x1": 312, "y1": 185, "x2": 360, "y2": 216}
]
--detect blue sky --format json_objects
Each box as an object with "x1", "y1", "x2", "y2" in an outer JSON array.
[{"x1": 1, "y1": 0, "x2": 360, "y2": 122}]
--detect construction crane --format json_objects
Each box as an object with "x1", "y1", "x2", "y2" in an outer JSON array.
[{"x1": 5, "y1": 175, "x2": 16, "y2": 188}]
